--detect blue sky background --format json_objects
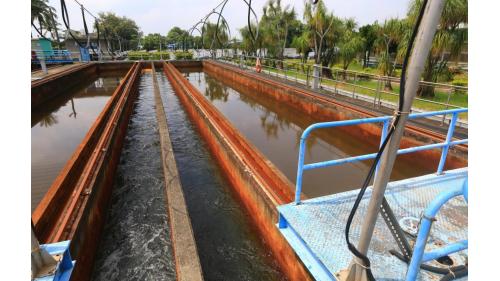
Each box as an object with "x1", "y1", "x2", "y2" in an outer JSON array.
[{"x1": 46, "y1": 0, "x2": 411, "y2": 37}]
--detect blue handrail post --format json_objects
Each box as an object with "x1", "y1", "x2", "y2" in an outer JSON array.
[
  {"x1": 295, "y1": 134, "x2": 308, "y2": 205},
  {"x1": 375, "y1": 120, "x2": 390, "y2": 178},
  {"x1": 405, "y1": 185, "x2": 465, "y2": 281},
  {"x1": 437, "y1": 112, "x2": 459, "y2": 174}
]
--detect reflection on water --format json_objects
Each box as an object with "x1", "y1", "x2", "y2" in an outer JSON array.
[
  {"x1": 159, "y1": 72, "x2": 285, "y2": 281},
  {"x1": 186, "y1": 72, "x2": 435, "y2": 198},
  {"x1": 31, "y1": 76, "x2": 122, "y2": 212}
]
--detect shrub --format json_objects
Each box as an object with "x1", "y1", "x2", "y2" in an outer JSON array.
[
  {"x1": 452, "y1": 77, "x2": 468, "y2": 95},
  {"x1": 174, "y1": 51, "x2": 193, "y2": 60},
  {"x1": 127, "y1": 51, "x2": 170, "y2": 60}
]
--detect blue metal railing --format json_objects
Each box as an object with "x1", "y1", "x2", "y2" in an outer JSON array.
[
  {"x1": 406, "y1": 179, "x2": 468, "y2": 281},
  {"x1": 32, "y1": 50, "x2": 75, "y2": 64},
  {"x1": 294, "y1": 108, "x2": 468, "y2": 204}
]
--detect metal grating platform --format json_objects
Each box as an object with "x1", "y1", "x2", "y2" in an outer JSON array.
[{"x1": 277, "y1": 168, "x2": 468, "y2": 281}]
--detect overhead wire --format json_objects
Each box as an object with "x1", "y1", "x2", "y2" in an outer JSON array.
[
  {"x1": 60, "y1": 0, "x2": 85, "y2": 49},
  {"x1": 59, "y1": 0, "x2": 116, "y2": 58}
]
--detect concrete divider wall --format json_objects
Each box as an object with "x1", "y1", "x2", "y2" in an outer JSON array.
[
  {"x1": 202, "y1": 60, "x2": 467, "y2": 171},
  {"x1": 163, "y1": 62, "x2": 314, "y2": 281},
  {"x1": 151, "y1": 63, "x2": 204, "y2": 281}
]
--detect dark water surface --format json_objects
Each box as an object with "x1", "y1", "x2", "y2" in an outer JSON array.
[
  {"x1": 185, "y1": 71, "x2": 435, "y2": 198},
  {"x1": 91, "y1": 73, "x2": 176, "y2": 281},
  {"x1": 158, "y1": 72, "x2": 285, "y2": 281},
  {"x1": 31, "y1": 75, "x2": 122, "y2": 211}
]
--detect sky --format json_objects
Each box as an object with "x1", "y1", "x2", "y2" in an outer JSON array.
[{"x1": 46, "y1": 0, "x2": 411, "y2": 38}]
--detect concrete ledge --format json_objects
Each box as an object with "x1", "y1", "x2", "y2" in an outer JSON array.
[{"x1": 151, "y1": 63, "x2": 204, "y2": 281}]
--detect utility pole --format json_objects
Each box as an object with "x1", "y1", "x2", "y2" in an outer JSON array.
[{"x1": 341, "y1": 1, "x2": 446, "y2": 280}]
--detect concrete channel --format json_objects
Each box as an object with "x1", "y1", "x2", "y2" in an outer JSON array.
[{"x1": 31, "y1": 60, "x2": 468, "y2": 281}]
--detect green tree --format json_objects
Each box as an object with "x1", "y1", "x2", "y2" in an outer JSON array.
[
  {"x1": 142, "y1": 33, "x2": 165, "y2": 51},
  {"x1": 98, "y1": 12, "x2": 140, "y2": 51},
  {"x1": 291, "y1": 31, "x2": 311, "y2": 64},
  {"x1": 402, "y1": 0, "x2": 468, "y2": 97},
  {"x1": 166, "y1": 27, "x2": 190, "y2": 50},
  {"x1": 375, "y1": 18, "x2": 404, "y2": 89},
  {"x1": 259, "y1": 0, "x2": 297, "y2": 61},
  {"x1": 239, "y1": 23, "x2": 262, "y2": 55},
  {"x1": 303, "y1": 0, "x2": 336, "y2": 65},
  {"x1": 201, "y1": 21, "x2": 229, "y2": 57},
  {"x1": 338, "y1": 19, "x2": 364, "y2": 78},
  {"x1": 359, "y1": 24, "x2": 377, "y2": 68},
  {"x1": 31, "y1": 0, "x2": 59, "y2": 43}
]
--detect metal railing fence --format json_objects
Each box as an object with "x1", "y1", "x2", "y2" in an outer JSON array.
[
  {"x1": 293, "y1": 107, "x2": 468, "y2": 204},
  {"x1": 216, "y1": 55, "x2": 468, "y2": 126}
]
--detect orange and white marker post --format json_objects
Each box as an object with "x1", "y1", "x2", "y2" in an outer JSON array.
[{"x1": 255, "y1": 58, "x2": 262, "y2": 73}]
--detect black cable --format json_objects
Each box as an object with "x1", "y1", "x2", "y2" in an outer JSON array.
[
  {"x1": 32, "y1": 22, "x2": 55, "y2": 43},
  {"x1": 213, "y1": 0, "x2": 229, "y2": 49},
  {"x1": 60, "y1": 0, "x2": 85, "y2": 49},
  {"x1": 440, "y1": 267, "x2": 468, "y2": 281},
  {"x1": 95, "y1": 20, "x2": 103, "y2": 57},
  {"x1": 81, "y1": 5, "x2": 97, "y2": 56},
  {"x1": 343, "y1": 0, "x2": 428, "y2": 279},
  {"x1": 389, "y1": 250, "x2": 467, "y2": 276}
]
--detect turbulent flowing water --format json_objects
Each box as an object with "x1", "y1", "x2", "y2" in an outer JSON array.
[
  {"x1": 31, "y1": 75, "x2": 122, "y2": 212},
  {"x1": 91, "y1": 73, "x2": 176, "y2": 281},
  {"x1": 185, "y1": 71, "x2": 435, "y2": 197},
  {"x1": 157, "y1": 72, "x2": 285, "y2": 281}
]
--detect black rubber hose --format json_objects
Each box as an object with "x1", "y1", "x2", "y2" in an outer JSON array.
[
  {"x1": 32, "y1": 22, "x2": 55, "y2": 43},
  {"x1": 440, "y1": 267, "x2": 468, "y2": 281},
  {"x1": 213, "y1": 0, "x2": 229, "y2": 48},
  {"x1": 343, "y1": 0, "x2": 428, "y2": 279},
  {"x1": 81, "y1": 5, "x2": 97, "y2": 56},
  {"x1": 60, "y1": 0, "x2": 85, "y2": 49},
  {"x1": 389, "y1": 250, "x2": 467, "y2": 275}
]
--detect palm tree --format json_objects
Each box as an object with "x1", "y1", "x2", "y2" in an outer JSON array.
[
  {"x1": 338, "y1": 18, "x2": 364, "y2": 79},
  {"x1": 31, "y1": 0, "x2": 58, "y2": 40},
  {"x1": 202, "y1": 21, "x2": 229, "y2": 57},
  {"x1": 259, "y1": 0, "x2": 296, "y2": 63},
  {"x1": 291, "y1": 31, "x2": 311, "y2": 65},
  {"x1": 401, "y1": 0, "x2": 467, "y2": 97},
  {"x1": 303, "y1": 0, "x2": 335, "y2": 65},
  {"x1": 375, "y1": 18, "x2": 404, "y2": 90}
]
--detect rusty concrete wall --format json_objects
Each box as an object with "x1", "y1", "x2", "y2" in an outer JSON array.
[
  {"x1": 32, "y1": 62, "x2": 133, "y2": 110},
  {"x1": 202, "y1": 60, "x2": 467, "y2": 171},
  {"x1": 163, "y1": 62, "x2": 313, "y2": 281},
  {"x1": 32, "y1": 63, "x2": 97, "y2": 109},
  {"x1": 32, "y1": 62, "x2": 142, "y2": 281}
]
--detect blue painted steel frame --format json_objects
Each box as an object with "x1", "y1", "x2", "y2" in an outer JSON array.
[
  {"x1": 294, "y1": 108, "x2": 468, "y2": 204},
  {"x1": 406, "y1": 179, "x2": 468, "y2": 281},
  {"x1": 33, "y1": 50, "x2": 74, "y2": 64},
  {"x1": 34, "y1": 240, "x2": 75, "y2": 281}
]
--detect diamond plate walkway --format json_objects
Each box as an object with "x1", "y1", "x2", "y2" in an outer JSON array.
[{"x1": 277, "y1": 168, "x2": 468, "y2": 281}]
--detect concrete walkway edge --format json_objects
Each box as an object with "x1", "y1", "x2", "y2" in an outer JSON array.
[{"x1": 151, "y1": 62, "x2": 204, "y2": 281}]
